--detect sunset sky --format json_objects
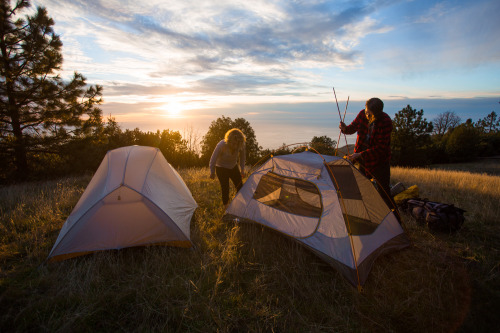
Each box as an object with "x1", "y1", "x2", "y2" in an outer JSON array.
[{"x1": 33, "y1": 0, "x2": 499, "y2": 149}]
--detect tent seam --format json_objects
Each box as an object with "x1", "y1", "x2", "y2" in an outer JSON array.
[
  {"x1": 141, "y1": 147, "x2": 159, "y2": 193},
  {"x1": 324, "y1": 161, "x2": 363, "y2": 290},
  {"x1": 121, "y1": 146, "x2": 134, "y2": 185}
]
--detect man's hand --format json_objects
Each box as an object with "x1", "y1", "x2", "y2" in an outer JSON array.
[
  {"x1": 339, "y1": 122, "x2": 346, "y2": 132},
  {"x1": 210, "y1": 173, "x2": 215, "y2": 180},
  {"x1": 347, "y1": 153, "x2": 361, "y2": 161}
]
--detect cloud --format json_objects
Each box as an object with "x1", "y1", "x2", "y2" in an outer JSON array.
[
  {"x1": 193, "y1": 74, "x2": 294, "y2": 94},
  {"x1": 37, "y1": 0, "x2": 390, "y2": 76},
  {"x1": 103, "y1": 83, "x2": 185, "y2": 96},
  {"x1": 97, "y1": 73, "x2": 295, "y2": 98},
  {"x1": 374, "y1": 0, "x2": 500, "y2": 76},
  {"x1": 441, "y1": 1, "x2": 500, "y2": 66},
  {"x1": 414, "y1": 2, "x2": 447, "y2": 24},
  {"x1": 31, "y1": 0, "x2": 402, "y2": 100},
  {"x1": 31, "y1": 0, "x2": 499, "y2": 122}
]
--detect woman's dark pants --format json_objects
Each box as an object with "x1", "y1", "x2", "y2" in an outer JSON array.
[{"x1": 216, "y1": 165, "x2": 243, "y2": 205}]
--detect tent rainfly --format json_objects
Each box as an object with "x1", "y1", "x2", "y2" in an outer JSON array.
[
  {"x1": 48, "y1": 146, "x2": 197, "y2": 261},
  {"x1": 225, "y1": 151, "x2": 410, "y2": 287}
]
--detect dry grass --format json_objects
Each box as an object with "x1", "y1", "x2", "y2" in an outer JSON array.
[
  {"x1": 0, "y1": 165, "x2": 498, "y2": 332},
  {"x1": 430, "y1": 158, "x2": 500, "y2": 176},
  {"x1": 391, "y1": 165, "x2": 500, "y2": 332},
  {"x1": 392, "y1": 166, "x2": 500, "y2": 224}
]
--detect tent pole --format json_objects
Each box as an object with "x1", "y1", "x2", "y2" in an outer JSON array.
[
  {"x1": 333, "y1": 87, "x2": 350, "y2": 156},
  {"x1": 335, "y1": 95, "x2": 349, "y2": 155}
]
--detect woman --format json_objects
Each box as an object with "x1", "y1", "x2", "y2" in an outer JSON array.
[
  {"x1": 209, "y1": 128, "x2": 246, "y2": 209},
  {"x1": 339, "y1": 97, "x2": 393, "y2": 206}
]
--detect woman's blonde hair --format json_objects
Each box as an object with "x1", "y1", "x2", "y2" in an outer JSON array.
[{"x1": 224, "y1": 128, "x2": 246, "y2": 151}]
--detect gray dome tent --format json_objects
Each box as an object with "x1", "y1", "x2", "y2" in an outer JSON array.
[
  {"x1": 48, "y1": 146, "x2": 197, "y2": 261},
  {"x1": 225, "y1": 151, "x2": 409, "y2": 288}
]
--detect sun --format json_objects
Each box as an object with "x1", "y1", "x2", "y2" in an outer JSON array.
[{"x1": 160, "y1": 102, "x2": 185, "y2": 118}]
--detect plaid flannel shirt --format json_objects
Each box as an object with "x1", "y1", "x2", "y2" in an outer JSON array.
[{"x1": 342, "y1": 110, "x2": 392, "y2": 175}]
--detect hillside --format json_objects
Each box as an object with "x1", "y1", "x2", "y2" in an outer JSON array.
[
  {"x1": 0, "y1": 164, "x2": 499, "y2": 332},
  {"x1": 336, "y1": 144, "x2": 356, "y2": 156}
]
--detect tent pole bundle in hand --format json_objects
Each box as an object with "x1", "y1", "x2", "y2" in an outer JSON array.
[
  {"x1": 225, "y1": 151, "x2": 410, "y2": 289},
  {"x1": 48, "y1": 145, "x2": 197, "y2": 261},
  {"x1": 333, "y1": 87, "x2": 350, "y2": 156}
]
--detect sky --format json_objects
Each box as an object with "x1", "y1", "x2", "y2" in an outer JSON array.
[{"x1": 31, "y1": 0, "x2": 500, "y2": 149}]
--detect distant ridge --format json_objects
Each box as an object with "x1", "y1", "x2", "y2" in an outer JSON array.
[{"x1": 335, "y1": 144, "x2": 355, "y2": 156}]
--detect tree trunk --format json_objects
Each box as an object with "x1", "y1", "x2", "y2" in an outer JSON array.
[
  {"x1": 11, "y1": 113, "x2": 28, "y2": 180},
  {"x1": 1, "y1": 28, "x2": 28, "y2": 180},
  {"x1": 6, "y1": 88, "x2": 28, "y2": 179}
]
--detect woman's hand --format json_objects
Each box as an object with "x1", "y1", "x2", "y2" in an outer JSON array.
[
  {"x1": 339, "y1": 122, "x2": 346, "y2": 132},
  {"x1": 210, "y1": 173, "x2": 215, "y2": 180}
]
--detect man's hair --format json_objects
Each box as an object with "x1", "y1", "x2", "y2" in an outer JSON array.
[{"x1": 366, "y1": 98, "x2": 384, "y2": 118}]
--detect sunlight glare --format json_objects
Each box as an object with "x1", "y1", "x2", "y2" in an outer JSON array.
[{"x1": 161, "y1": 102, "x2": 185, "y2": 118}]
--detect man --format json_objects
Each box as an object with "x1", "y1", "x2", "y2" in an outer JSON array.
[{"x1": 339, "y1": 97, "x2": 393, "y2": 207}]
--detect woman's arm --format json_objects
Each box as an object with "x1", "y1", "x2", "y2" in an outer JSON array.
[
  {"x1": 239, "y1": 145, "x2": 246, "y2": 177},
  {"x1": 209, "y1": 140, "x2": 224, "y2": 176}
]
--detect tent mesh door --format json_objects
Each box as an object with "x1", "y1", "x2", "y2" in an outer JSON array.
[{"x1": 253, "y1": 172, "x2": 322, "y2": 218}]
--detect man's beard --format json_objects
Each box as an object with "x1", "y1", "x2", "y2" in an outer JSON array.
[{"x1": 366, "y1": 114, "x2": 376, "y2": 124}]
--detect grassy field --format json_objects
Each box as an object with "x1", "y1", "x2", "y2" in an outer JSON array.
[
  {"x1": 0, "y1": 161, "x2": 499, "y2": 332},
  {"x1": 429, "y1": 158, "x2": 500, "y2": 176}
]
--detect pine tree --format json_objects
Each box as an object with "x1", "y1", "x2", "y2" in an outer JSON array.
[
  {"x1": 476, "y1": 111, "x2": 499, "y2": 133},
  {"x1": 0, "y1": 0, "x2": 103, "y2": 180},
  {"x1": 391, "y1": 105, "x2": 433, "y2": 166}
]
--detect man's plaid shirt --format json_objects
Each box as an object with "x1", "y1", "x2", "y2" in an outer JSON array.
[{"x1": 342, "y1": 110, "x2": 392, "y2": 175}]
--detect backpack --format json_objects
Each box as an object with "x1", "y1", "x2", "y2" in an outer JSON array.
[{"x1": 400, "y1": 198, "x2": 466, "y2": 233}]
